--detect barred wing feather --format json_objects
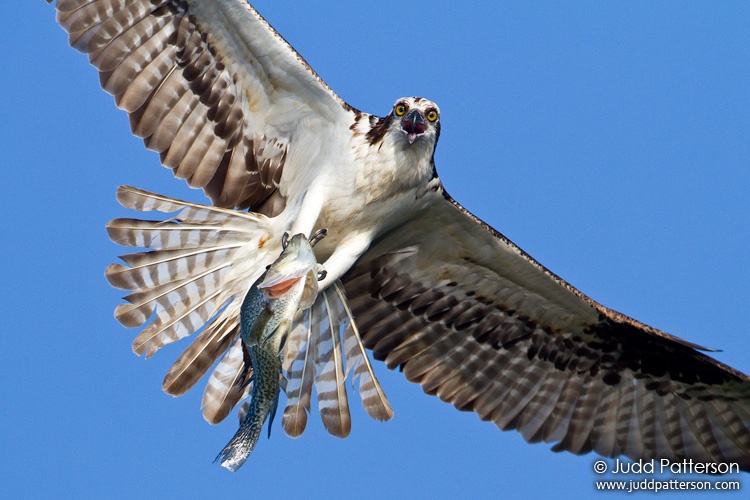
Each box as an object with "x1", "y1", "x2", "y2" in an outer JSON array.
[
  {"x1": 52, "y1": 0, "x2": 355, "y2": 211},
  {"x1": 342, "y1": 193, "x2": 750, "y2": 469}
]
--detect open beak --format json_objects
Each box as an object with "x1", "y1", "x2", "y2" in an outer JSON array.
[{"x1": 401, "y1": 110, "x2": 426, "y2": 144}]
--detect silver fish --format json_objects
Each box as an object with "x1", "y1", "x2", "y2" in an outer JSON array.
[{"x1": 215, "y1": 230, "x2": 326, "y2": 472}]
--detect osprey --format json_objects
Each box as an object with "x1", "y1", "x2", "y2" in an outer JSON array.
[{"x1": 51, "y1": 0, "x2": 750, "y2": 469}]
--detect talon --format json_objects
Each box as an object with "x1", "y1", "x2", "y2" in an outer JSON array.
[{"x1": 309, "y1": 228, "x2": 328, "y2": 247}]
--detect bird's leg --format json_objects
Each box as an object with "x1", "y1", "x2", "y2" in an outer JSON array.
[
  {"x1": 316, "y1": 232, "x2": 373, "y2": 290},
  {"x1": 289, "y1": 186, "x2": 326, "y2": 238}
]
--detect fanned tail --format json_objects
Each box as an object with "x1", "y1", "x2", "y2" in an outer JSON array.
[
  {"x1": 106, "y1": 186, "x2": 276, "y2": 420},
  {"x1": 107, "y1": 187, "x2": 393, "y2": 443},
  {"x1": 281, "y1": 284, "x2": 392, "y2": 437}
]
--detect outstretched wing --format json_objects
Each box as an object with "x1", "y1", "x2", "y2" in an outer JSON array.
[
  {"x1": 342, "y1": 191, "x2": 750, "y2": 469},
  {"x1": 52, "y1": 0, "x2": 355, "y2": 211}
]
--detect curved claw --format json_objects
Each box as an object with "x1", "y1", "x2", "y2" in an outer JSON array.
[{"x1": 309, "y1": 228, "x2": 328, "y2": 247}]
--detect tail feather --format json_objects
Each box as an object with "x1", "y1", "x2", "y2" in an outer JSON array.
[
  {"x1": 106, "y1": 186, "x2": 396, "y2": 450},
  {"x1": 107, "y1": 246, "x2": 238, "y2": 290},
  {"x1": 314, "y1": 290, "x2": 352, "y2": 438},
  {"x1": 107, "y1": 186, "x2": 271, "y2": 358},
  {"x1": 335, "y1": 282, "x2": 393, "y2": 421},
  {"x1": 106, "y1": 218, "x2": 251, "y2": 250},
  {"x1": 282, "y1": 308, "x2": 316, "y2": 437},
  {"x1": 202, "y1": 336, "x2": 254, "y2": 425},
  {"x1": 106, "y1": 185, "x2": 272, "y2": 416},
  {"x1": 281, "y1": 285, "x2": 392, "y2": 438},
  {"x1": 130, "y1": 285, "x2": 231, "y2": 357},
  {"x1": 114, "y1": 266, "x2": 230, "y2": 329},
  {"x1": 115, "y1": 186, "x2": 264, "y2": 224},
  {"x1": 163, "y1": 304, "x2": 240, "y2": 397}
]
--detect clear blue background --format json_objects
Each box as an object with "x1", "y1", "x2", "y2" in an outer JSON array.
[{"x1": 4, "y1": 1, "x2": 749, "y2": 498}]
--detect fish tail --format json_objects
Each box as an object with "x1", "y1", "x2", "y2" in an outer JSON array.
[{"x1": 214, "y1": 400, "x2": 269, "y2": 472}]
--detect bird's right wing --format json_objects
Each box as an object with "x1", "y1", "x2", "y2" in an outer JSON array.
[{"x1": 52, "y1": 0, "x2": 357, "y2": 211}]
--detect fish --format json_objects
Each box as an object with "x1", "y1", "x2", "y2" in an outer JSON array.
[{"x1": 215, "y1": 230, "x2": 327, "y2": 472}]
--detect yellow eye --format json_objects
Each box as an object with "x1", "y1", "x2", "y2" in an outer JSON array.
[
  {"x1": 426, "y1": 109, "x2": 438, "y2": 122},
  {"x1": 394, "y1": 103, "x2": 407, "y2": 116}
]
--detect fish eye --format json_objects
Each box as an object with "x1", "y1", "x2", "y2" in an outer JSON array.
[
  {"x1": 317, "y1": 269, "x2": 327, "y2": 281},
  {"x1": 394, "y1": 103, "x2": 407, "y2": 116},
  {"x1": 426, "y1": 109, "x2": 438, "y2": 122},
  {"x1": 281, "y1": 232, "x2": 290, "y2": 249}
]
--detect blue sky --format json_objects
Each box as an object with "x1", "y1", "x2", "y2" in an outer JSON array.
[{"x1": 4, "y1": 1, "x2": 749, "y2": 499}]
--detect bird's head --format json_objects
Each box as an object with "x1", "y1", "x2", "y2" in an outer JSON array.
[{"x1": 390, "y1": 97, "x2": 441, "y2": 146}]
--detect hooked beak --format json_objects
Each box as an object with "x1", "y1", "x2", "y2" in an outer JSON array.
[{"x1": 401, "y1": 110, "x2": 426, "y2": 144}]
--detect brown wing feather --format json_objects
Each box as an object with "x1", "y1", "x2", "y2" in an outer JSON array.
[
  {"x1": 342, "y1": 192, "x2": 750, "y2": 469},
  {"x1": 54, "y1": 0, "x2": 279, "y2": 210},
  {"x1": 52, "y1": 0, "x2": 353, "y2": 211}
]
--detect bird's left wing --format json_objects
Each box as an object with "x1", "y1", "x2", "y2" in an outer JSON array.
[
  {"x1": 51, "y1": 0, "x2": 356, "y2": 210},
  {"x1": 342, "y1": 191, "x2": 750, "y2": 469}
]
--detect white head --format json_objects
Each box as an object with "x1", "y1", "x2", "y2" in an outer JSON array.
[
  {"x1": 392, "y1": 97, "x2": 441, "y2": 145},
  {"x1": 366, "y1": 97, "x2": 441, "y2": 151}
]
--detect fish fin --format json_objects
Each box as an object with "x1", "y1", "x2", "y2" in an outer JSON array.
[
  {"x1": 214, "y1": 413, "x2": 262, "y2": 472},
  {"x1": 246, "y1": 306, "x2": 274, "y2": 347},
  {"x1": 261, "y1": 318, "x2": 290, "y2": 350},
  {"x1": 268, "y1": 375, "x2": 281, "y2": 439},
  {"x1": 238, "y1": 402, "x2": 250, "y2": 422},
  {"x1": 335, "y1": 281, "x2": 394, "y2": 421}
]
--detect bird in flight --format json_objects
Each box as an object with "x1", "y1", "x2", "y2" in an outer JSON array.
[{"x1": 50, "y1": 0, "x2": 749, "y2": 470}]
